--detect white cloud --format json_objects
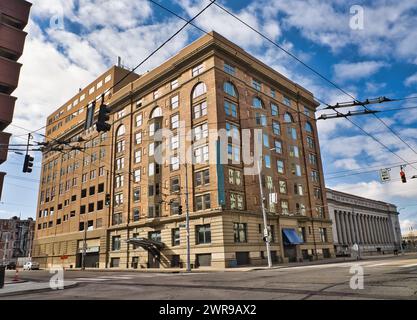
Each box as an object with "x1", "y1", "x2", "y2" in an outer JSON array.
[
  {"x1": 404, "y1": 73, "x2": 417, "y2": 86},
  {"x1": 333, "y1": 158, "x2": 361, "y2": 170},
  {"x1": 333, "y1": 61, "x2": 387, "y2": 82}
]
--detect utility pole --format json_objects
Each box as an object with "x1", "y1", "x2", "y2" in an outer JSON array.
[
  {"x1": 185, "y1": 162, "x2": 191, "y2": 272},
  {"x1": 2, "y1": 233, "x2": 8, "y2": 265},
  {"x1": 257, "y1": 158, "x2": 272, "y2": 268}
]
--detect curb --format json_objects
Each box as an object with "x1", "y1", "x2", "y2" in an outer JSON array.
[{"x1": 0, "y1": 282, "x2": 78, "y2": 298}]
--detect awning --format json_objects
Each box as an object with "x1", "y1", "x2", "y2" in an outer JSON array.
[
  {"x1": 282, "y1": 228, "x2": 303, "y2": 245},
  {"x1": 126, "y1": 237, "x2": 164, "y2": 256}
]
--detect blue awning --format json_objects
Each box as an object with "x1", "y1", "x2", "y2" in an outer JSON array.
[{"x1": 282, "y1": 228, "x2": 303, "y2": 245}]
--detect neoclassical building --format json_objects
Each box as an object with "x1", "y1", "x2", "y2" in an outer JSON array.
[{"x1": 327, "y1": 188, "x2": 402, "y2": 255}]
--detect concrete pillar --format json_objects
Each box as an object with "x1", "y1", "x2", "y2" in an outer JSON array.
[
  {"x1": 339, "y1": 212, "x2": 346, "y2": 245},
  {"x1": 341, "y1": 212, "x2": 348, "y2": 244},
  {"x1": 368, "y1": 216, "x2": 375, "y2": 244},
  {"x1": 361, "y1": 215, "x2": 368, "y2": 244},
  {"x1": 358, "y1": 214, "x2": 365, "y2": 244},
  {"x1": 384, "y1": 218, "x2": 390, "y2": 244},
  {"x1": 345, "y1": 212, "x2": 352, "y2": 244},
  {"x1": 352, "y1": 213, "x2": 359, "y2": 243},
  {"x1": 335, "y1": 211, "x2": 343, "y2": 244},
  {"x1": 377, "y1": 217, "x2": 384, "y2": 245}
]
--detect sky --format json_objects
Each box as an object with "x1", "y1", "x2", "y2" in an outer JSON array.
[{"x1": 1, "y1": 0, "x2": 417, "y2": 233}]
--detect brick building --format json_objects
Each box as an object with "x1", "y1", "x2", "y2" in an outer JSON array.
[
  {"x1": 0, "y1": 0, "x2": 32, "y2": 199},
  {"x1": 33, "y1": 32, "x2": 334, "y2": 269}
]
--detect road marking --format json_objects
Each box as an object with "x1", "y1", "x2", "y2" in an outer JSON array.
[{"x1": 400, "y1": 263, "x2": 417, "y2": 268}]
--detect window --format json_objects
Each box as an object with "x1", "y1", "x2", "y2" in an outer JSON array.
[
  {"x1": 314, "y1": 188, "x2": 322, "y2": 200},
  {"x1": 171, "y1": 114, "x2": 179, "y2": 129},
  {"x1": 224, "y1": 63, "x2": 235, "y2": 75},
  {"x1": 305, "y1": 122, "x2": 313, "y2": 133},
  {"x1": 116, "y1": 158, "x2": 124, "y2": 170},
  {"x1": 170, "y1": 134, "x2": 179, "y2": 150},
  {"x1": 255, "y1": 113, "x2": 267, "y2": 126},
  {"x1": 271, "y1": 89, "x2": 276, "y2": 98},
  {"x1": 88, "y1": 202, "x2": 94, "y2": 213},
  {"x1": 307, "y1": 136, "x2": 315, "y2": 149},
  {"x1": 298, "y1": 227, "x2": 306, "y2": 243},
  {"x1": 150, "y1": 106, "x2": 162, "y2": 119},
  {"x1": 252, "y1": 97, "x2": 263, "y2": 108},
  {"x1": 291, "y1": 164, "x2": 302, "y2": 176},
  {"x1": 271, "y1": 103, "x2": 278, "y2": 116},
  {"x1": 194, "y1": 122, "x2": 209, "y2": 141},
  {"x1": 279, "y1": 180, "x2": 287, "y2": 194},
  {"x1": 281, "y1": 200, "x2": 289, "y2": 215},
  {"x1": 134, "y1": 169, "x2": 141, "y2": 182},
  {"x1": 134, "y1": 149, "x2": 142, "y2": 163},
  {"x1": 319, "y1": 228, "x2": 328, "y2": 242},
  {"x1": 97, "y1": 200, "x2": 104, "y2": 210},
  {"x1": 226, "y1": 122, "x2": 239, "y2": 139},
  {"x1": 171, "y1": 95, "x2": 179, "y2": 109},
  {"x1": 283, "y1": 96, "x2": 291, "y2": 106},
  {"x1": 171, "y1": 79, "x2": 179, "y2": 90},
  {"x1": 192, "y1": 64, "x2": 204, "y2": 77},
  {"x1": 284, "y1": 112, "x2": 294, "y2": 123},
  {"x1": 224, "y1": 101, "x2": 237, "y2": 117},
  {"x1": 309, "y1": 153, "x2": 317, "y2": 166},
  {"x1": 193, "y1": 101, "x2": 207, "y2": 119},
  {"x1": 311, "y1": 170, "x2": 320, "y2": 183},
  {"x1": 263, "y1": 133, "x2": 269, "y2": 148},
  {"x1": 116, "y1": 140, "x2": 125, "y2": 153},
  {"x1": 294, "y1": 183, "x2": 304, "y2": 196},
  {"x1": 170, "y1": 201, "x2": 180, "y2": 215},
  {"x1": 79, "y1": 222, "x2": 85, "y2": 231},
  {"x1": 135, "y1": 132, "x2": 142, "y2": 145},
  {"x1": 80, "y1": 205, "x2": 86, "y2": 214},
  {"x1": 288, "y1": 127, "x2": 297, "y2": 140},
  {"x1": 224, "y1": 82, "x2": 237, "y2": 97},
  {"x1": 133, "y1": 208, "x2": 140, "y2": 222},
  {"x1": 99, "y1": 166, "x2": 105, "y2": 176},
  {"x1": 289, "y1": 146, "x2": 299, "y2": 158},
  {"x1": 192, "y1": 82, "x2": 207, "y2": 99},
  {"x1": 153, "y1": 90, "x2": 159, "y2": 100},
  {"x1": 195, "y1": 169, "x2": 210, "y2": 186},
  {"x1": 133, "y1": 189, "x2": 140, "y2": 202},
  {"x1": 170, "y1": 156, "x2": 180, "y2": 171},
  {"x1": 227, "y1": 143, "x2": 240, "y2": 162},
  {"x1": 195, "y1": 194, "x2": 211, "y2": 211},
  {"x1": 172, "y1": 228, "x2": 180, "y2": 246},
  {"x1": 116, "y1": 125, "x2": 125, "y2": 137},
  {"x1": 234, "y1": 223, "x2": 247, "y2": 243},
  {"x1": 110, "y1": 258, "x2": 120, "y2": 268},
  {"x1": 316, "y1": 206, "x2": 325, "y2": 218},
  {"x1": 277, "y1": 160, "x2": 284, "y2": 174},
  {"x1": 135, "y1": 114, "x2": 143, "y2": 127},
  {"x1": 228, "y1": 168, "x2": 241, "y2": 185},
  {"x1": 196, "y1": 224, "x2": 211, "y2": 244},
  {"x1": 274, "y1": 140, "x2": 282, "y2": 154},
  {"x1": 264, "y1": 155, "x2": 271, "y2": 168},
  {"x1": 148, "y1": 163, "x2": 155, "y2": 176},
  {"x1": 115, "y1": 175, "x2": 124, "y2": 188},
  {"x1": 252, "y1": 79, "x2": 262, "y2": 91},
  {"x1": 230, "y1": 193, "x2": 244, "y2": 210},
  {"x1": 272, "y1": 121, "x2": 281, "y2": 135},
  {"x1": 82, "y1": 173, "x2": 88, "y2": 183},
  {"x1": 296, "y1": 203, "x2": 306, "y2": 216},
  {"x1": 90, "y1": 170, "x2": 96, "y2": 180},
  {"x1": 115, "y1": 193, "x2": 123, "y2": 206},
  {"x1": 89, "y1": 186, "x2": 95, "y2": 196},
  {"x1": 112, "y1": 213, "x2": 123, "y2": 225},
  {"x1": 194, "y1": 145, "x2": 209, "y2": 164},
  {"x1": 112, "y1": 236, "x2": 121, "y2": 251},
  {"x1": 149, "y1": 231, "x2": 161, "y2": 242},
  {"x1": 171, "y1": 176, "x2": 180, "y2": 193}
]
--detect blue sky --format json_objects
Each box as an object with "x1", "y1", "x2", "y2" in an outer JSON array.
[{"x1": 1, "y1": 0, "x2": 417, "y2": 233}]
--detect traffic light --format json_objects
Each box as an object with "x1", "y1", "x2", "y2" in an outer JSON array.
[
  {"x1": 105, "y1": 193, "x2": 111, "y2": 206},
  {"x1": 178, "y1": 205, "x2": 183, "y2": 215},
  {"x1": 96, "y1": 101, "x2": 111, "y2": 132},
  {"x1": 400, "y1": 169, "x2": 407, "y2": 183},
  {"x1": 22, "y1": 154, "x2": 34, "y2": 173}
]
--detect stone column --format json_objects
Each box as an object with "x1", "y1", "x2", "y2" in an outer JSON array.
[
  {"x1": 335, "y1": 211, "x2": 343, "y2": 244},
  {"x1": 368, "y1": 216, "x2": 375, "y2": 244},
  {"x1": 346, "y1": 212, "x2": 352, "y2": 244},
  {"x1": 358, "y1": 214, "x2": 365, "y2": 244},
  {"x1": 361, "y1": 215, "x2": 368, "y2": 244}
]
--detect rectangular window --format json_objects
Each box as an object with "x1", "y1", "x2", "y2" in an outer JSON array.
[
  {"x1": 135, "y1": 131, "x2": 142, "y2": 145},
  {"x1": 224, "y1": 63, "x2": 235, "y2": 75},
  {"x1": 170, "y1": 176, "x2": 180, "y2": 193},
  {"x1": 279, "y1": 180, "x2": 287, "y2": 194},
  {"x1": 171, "y1": 79, "x2": 179, "y2": 90},
  {"x1": 195, "y1": 194, "x2": 211, "y2": 211},
  {"x1": 277, "y1": 160, "x2": 284, "y2": 174},
  {"x1": 148, "y1": 231, "x2": 161, "y2": 242},
  {"x1": 272, "y1": 121, "x2": 281, "y2": 135},
  {"x1": 112, "y1": 236, "x2": 121, "y2": 251},
  {"x1": 116, "y1": 140, "x2": 125, "y2": 153},
  {"x1": 171, "y1": 95, "x2": 179, "y2": 109},
  {"x1": 135, "y1": 114, "x2": 143, "y2": 127},
  {"x1": 115, "y1": 175, "x2": 124, "y2": 188},
  {"x1": 171, "y1": 114, "x2": 179, "y2": 129},
  {"x1": 271, "y1": 103, "x2": 278, "y2": 116},
  {"x1": 281, "y1": 200, "x2": 289, "y2": 215},
  {"x1": 307, "y1": 136, "x2": 315, "y2": 149},
  {"x1": 116, "y1": 158, "x2": 124, "y2": 170},
  {"x1": 234, "y1": 223, "x2": 247, "y2": 243},
  {"x1": 133, "y1": 189, "x2": 140, "y2": 202},
  {"x1": 319, "y1": 228, "x2": 328, "y2": 242},
  {"x1": 289, "y1": 146, "x2": 299, "y2": 158},
  {"x1": 224, "y1": 101, "x2": 237, "y2": 117},
  {"x1": 283, "y1": 96, "x2": 291, "y2": 106},
  {"x1": 309, "y1": 153, "x2": 317, "y2": 166},
  {"x1": 134, "y1": 150, "x2": 142, "y2": 163},
  {"x1": 134, "y1": 169, "x2": 141, "y2": 182},
  {"x1": 263, "y1": 133, "x2": 269, "y2": 148},
  {"x1": 195, "y1": 169, "x2": 210, "y2": 186},
  {"x1": 192, "y1": 64, "x2": 204, "y2": 77},
  {"x1": 274, "y1": 140, "x2": 282, "y2": 154},
  {"x1": 288, "y1": 127, "x2": 297, "y2": 140},
  {"x1": 133, "y1": 208, "x2": 140, "y2": 222},
  {"x1": 194, "y1": 145, "x2": 209, "y2": 164},
  {"x1": 264, "y1": 155, "x2": 271, "y2": 168},
  {"x1": 193, "y1": 122, "x2": 209, "y2": 141},
  {"x1": 311, "y1": 170, "x2": 320, "y2": 183},
  {"x1": 227, "y1": 143, "x2": 240, "y2": 162},
  {"x1": 170, "y1": 156, "x2": 180, "y2": 171},
  {"x1": 252, "y1": 79, "x2": 262, "y2": 91},
  {"x1": 193, "y1": 101, "x2": 207, "y2": 119},
  {"x1": 196, "y1": 224, "x2": 211, "y2": 244},
  {"x1": 172, "y1": 228, "x2": 180, "y2": 246}
]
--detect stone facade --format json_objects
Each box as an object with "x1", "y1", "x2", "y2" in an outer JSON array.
[{"x1": 327, "y1": 188, "x2": 402, "y2": 256}]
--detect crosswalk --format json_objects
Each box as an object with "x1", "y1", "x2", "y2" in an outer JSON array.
[{"x1": 72, "y1": 272, "x2": 208, "y2": 283}]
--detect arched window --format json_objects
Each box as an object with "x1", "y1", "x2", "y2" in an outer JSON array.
[
  {"x1": 284, "y1": 112, "x2": 294, "y2": 123},
  {"x1": 150, "y1": 106, "x2": 162, "y2": 119},
  {"x1": 224, "y1": 82, "x2": 237, "y2": 97},
  {"x1": 116, "y1": 125, "x2": 125, "y2": 137},
  {"x1": 252, "y1": 97, "x2": 263, "y2": 109},
  {"x1": 192, "y1": 82, "x2": 207, "y2": 99},
  {"x1": 305, "y1": 122, "x2": 313, "y2": 133}
]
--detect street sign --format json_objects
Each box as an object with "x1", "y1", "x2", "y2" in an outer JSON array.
[{"x1": 380, "y1": 168, "x2": 391, "y2": 183}]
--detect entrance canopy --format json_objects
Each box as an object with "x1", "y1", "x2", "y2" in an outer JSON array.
[
  {"x1": 282, "y1": 228, "x2": 303, "y2": 245},
  {"x1": 126, "y1": 237, "x2": 164, "y2": 256}
]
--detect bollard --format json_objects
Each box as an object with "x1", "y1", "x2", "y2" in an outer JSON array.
[{"x1": 0, "y1": 266, "x2": 5, "y2": 288}]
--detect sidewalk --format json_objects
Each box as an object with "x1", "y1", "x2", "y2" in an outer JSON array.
[
  {"x1": 0, "y1": 281, "x2": 77, "y2": 298},
  {"x1": 66, "y1": 252, "x2": 416, "y2": 273}
]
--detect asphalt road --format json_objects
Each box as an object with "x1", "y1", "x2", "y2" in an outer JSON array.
[{"x1": 3, "y1": 254, "x2": 417, "y2": 300}]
